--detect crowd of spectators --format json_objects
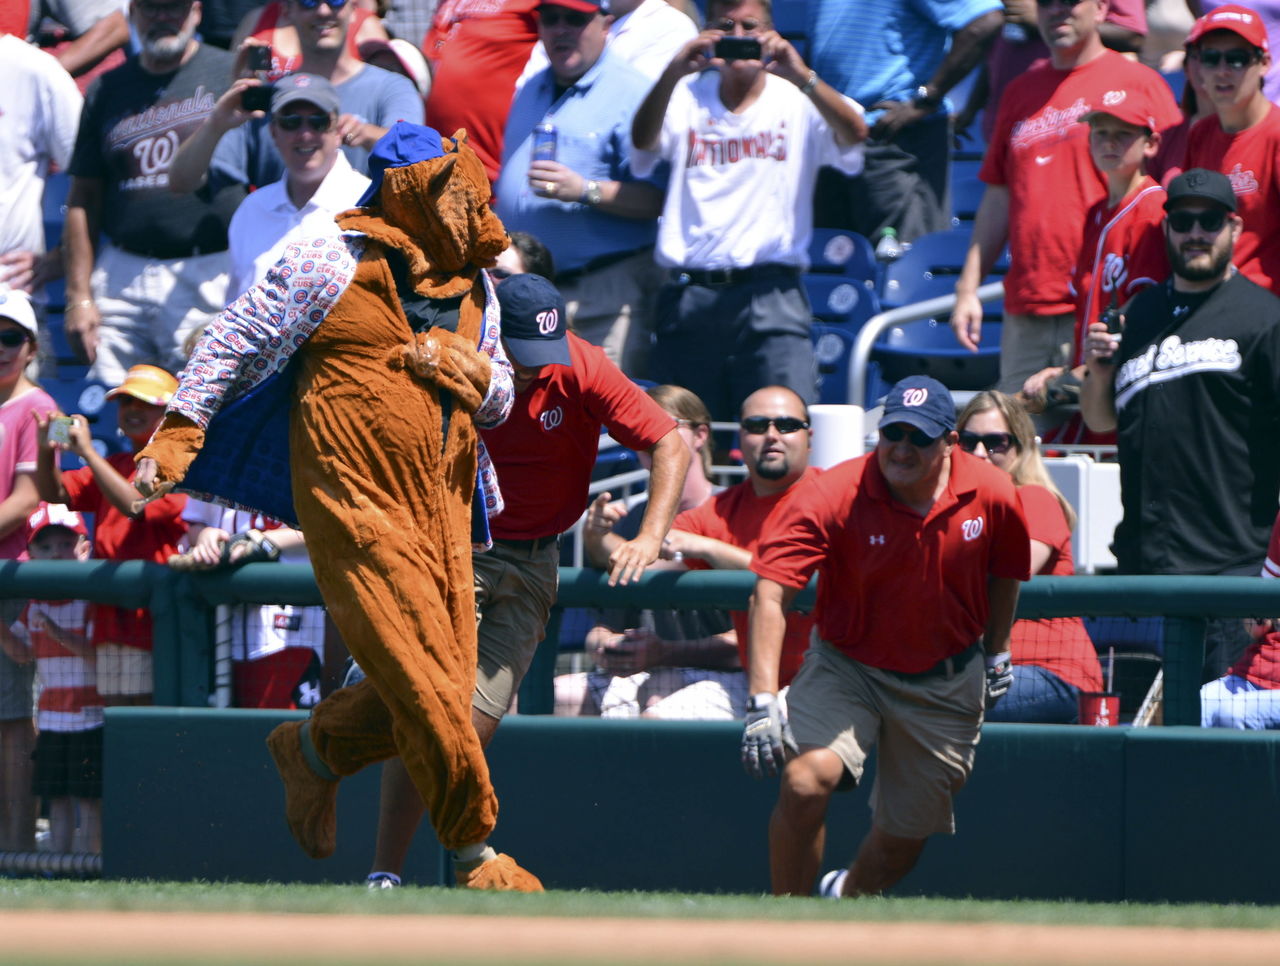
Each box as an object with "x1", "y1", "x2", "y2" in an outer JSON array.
[{"x1": 5, "y1": 0, "x2": 1280, "y2": 860}]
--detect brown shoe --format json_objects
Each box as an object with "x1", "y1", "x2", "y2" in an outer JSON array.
[
  {"x1": 456, "y1": 853, "x2": 544, "y2": 892},
  {"x1": 265, "y1": 720, "x2": 339, "y2": 859}
]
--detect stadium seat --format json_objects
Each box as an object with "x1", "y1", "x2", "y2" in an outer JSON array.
[
  {"x1": 42, "y1": 170, "x2": 71, "y2": 250},
  {"x1": 879, "y1": 228, "x2": 1008, "y2": 309},
  {"x1": 772, "y1": 0, "x2": 807, "y2": 46},
  {"x1": 950, "y1": 173, "x2": 986, "y2": 226},
  {"x1": 811, "y1": 322, "x2": 854, "y2": 404},
  {"x1": 804, "y1": 273, "x2": 880, "y2": 329},
  {"x1": 873, "y1": 316, "x2": 1002, "y2": 389},
  {"x1": 806, "y1": 228, "x2": 877, "y2": 283}
]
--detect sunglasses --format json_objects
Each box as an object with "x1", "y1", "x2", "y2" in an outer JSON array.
[
  {"x1": 538, "y1": 7, "x2": 593, "y2": 27},
  {"x1": 1033, "y1": 0, "x2": 1085, "y2": 7},
  {"x1": 740, "y1": 416, "x2": 809, "y2": 435},
  {"x1": 275, "y1": 113, "x2": 334, "y2": 132},
  {"x1": 1195, "y1": 47, "x2": 1259, "y2": 70},
  {"x1": 880, "y1": 423, "x2": 940, "y2": 447},
  {"x1": 958, "y1": 430, "x2": 1016, "y2": 455},
  {"x1": 1166, "y1": 209, "x2": 1228, "y2": 234},
  {"x1": 0, "y1": 330, "x2": 30, "y2": 349},
  {"x1": 294, "y1": 0, "x2": 349, "y2": 8}
]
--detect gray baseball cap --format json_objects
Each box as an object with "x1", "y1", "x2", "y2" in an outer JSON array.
[{"x1": 271, "y1": 73, "x2": 341, "y2": 117}]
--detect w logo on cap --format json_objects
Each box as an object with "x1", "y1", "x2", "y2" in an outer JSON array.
[
  {"x1": 536, "y1": 309, "x2": 559, "y2": 335},
  {"x1": 903, "y1": 387, "x2": 929, "y2": 407}
]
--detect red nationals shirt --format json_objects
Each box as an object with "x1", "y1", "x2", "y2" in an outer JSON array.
[
  {"x1": 481, "y1": 333, "x2": 675, "y2": 539},
  {"x1": 1186, "y1": 104, "x2": 1280, "y2": 296},
  {"x1": 752, "y1": 451, "x2": 1031, "y2": 673},
  {"x1": 1071, "y1": 176, "x2": 1168, "y2": 367},
  {"x1": 674, "y1": 467, "x2": 822, "y2": 686},
  {"x1": 982, "y1": 50, "x2": 1180, "y2": 315}
]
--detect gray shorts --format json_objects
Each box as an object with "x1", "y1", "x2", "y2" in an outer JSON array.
[
  {"x1": 0, "y1": 653, "x2": 35, "y2": 721},
  {"x1": 788, "y1": 639, "x2": 985, "y2": 839}
]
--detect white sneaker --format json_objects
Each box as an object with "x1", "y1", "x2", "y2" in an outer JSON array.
[
  {"x1": 366, "y1": 872, "x2": 401, "y2": 890},
  {"x1": 818, "y1": 868, "x2": 847, "y2": 898}
]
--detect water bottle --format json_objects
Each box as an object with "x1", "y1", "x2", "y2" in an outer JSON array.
[
  {"x1": 875, "y1": 227, "x2": 904, "y2": 262},
  {"x1": 532, "y1": 122, "x2": 557, "y2": 162}
]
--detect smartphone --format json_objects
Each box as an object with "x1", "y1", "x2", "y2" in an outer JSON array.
[
  {"x1": 241, "y1": 46, "x2": 273, "y2": 112},
  {"x1": 1097, "y1": 305, "x2": 1122, "y2": 365},
  {"x1": 48, "y1": 416, "x2": 74, "y2": 447},
  {"x1": 714, "y1": 36, "x2": 762, "y2": 61}
]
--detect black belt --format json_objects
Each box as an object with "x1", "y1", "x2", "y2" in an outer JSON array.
[
  {"x1": 884, "y1": 642, "x2": 982, "y2": 681},
  {"x1": 555, "y1": 248, "x2": 650, "y2": 286},
  {"x1": 115, "y1": 242, "x2": 218, "y2": 261},
  {"x1": 672, "y1": 263, "x2": 800, "y2": 287},
  {"x1": 493, "y1": 535, "x2": 559, "y2": 551}
]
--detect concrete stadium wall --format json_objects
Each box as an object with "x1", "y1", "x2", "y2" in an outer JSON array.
[{"x1": 103, "y1": 709, "x2": 1280, "y2": 904}]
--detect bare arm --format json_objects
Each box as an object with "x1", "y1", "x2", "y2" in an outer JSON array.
[
  {"x1": 33, "y1": 410, "x2": 70, "y2": 506},
  {"x1": 1078, "y1": 320, "x2": 1120, "y2": 432},
  {"x1": 0, "y1": 474, "x2": 42, "y2": 544},
  {"x1": 587, "y1": 623, "x2": 739, "y2": 674},
  {"x1": 55, "y1": 10, "x2": 129, "y2": 77},
  {"x1": 663, "y1": 528, "x2": 753, "y2": 570},
  {"x1": 63, "y1": 176, "x2": 103, "y2": 363},
  {"x1": 0, "y1": 622, "x2": 31, "y2": 664},
  {"x1": 632, "y1": 31, "x2": 719, "y2": 151},
  {"x1": 950, "y1": 183, "x2": 1010, "y2": 352},
  {"x1": 30, "y1": 608, "x2": 93, "y2": 660},
  {"x1": 168, "y1": 80, "x2": 264, "y2": 194},
  {"x1": 1029, "y1": 538, "x2": 1054, "y2": 575},
  {"x1": 760, "y1": 30, "x2": 867, "y2": 146},
  {"x1": 606, "y1": 429, "x2": 691, "y2": 586},
  {"x1": 747, "y1": 577, "x2": 798, "y2": 695},
  {"x1": 63, "y1": 415, "x2": 145, "y2": 517},
  {"x1": 870, "y1": 9, "x2": 1001, "y2": 142},
  {"x1": 983, "y1": 576, "x2": 1022, "y2": 657}
]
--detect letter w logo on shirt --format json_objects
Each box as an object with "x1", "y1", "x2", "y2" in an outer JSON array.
[
  {"x1": 962, "y1": 517, "x2": 985, "y2": 541},
  {"x1": 539, "y1": 406, "x2": 564, "y2": 431}
]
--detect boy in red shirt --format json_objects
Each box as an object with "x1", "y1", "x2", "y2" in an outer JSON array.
[
  {"x1": 1184, "y1": 4, "x2": 1280, "y2": 294},
  {"x1": 34, "y1": 365, "x2": 187, "y2": 705},
  {"x1": 1026, "y1": 87, "x2": 1169, "y2": 443}
]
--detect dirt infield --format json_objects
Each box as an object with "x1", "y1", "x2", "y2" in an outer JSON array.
[{"x1": 4, "y1": 911, "x2": 1279, "y2": 965}]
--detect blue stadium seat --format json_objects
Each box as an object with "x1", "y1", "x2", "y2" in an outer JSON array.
[
  {"x1": 42, "y1": 170, "x2": 71, "y2": 250},
  {"x1": 803, "y1": 273, "x2": 880, "y2": 329},
  {"x1": 950, "y1": 173, "x2": 986, "y2": 226},
  {"x1": 879, "y1": 228, "x2": 1008, "y2": 309},
  {"x1": 772, "y1": 0, "x2": 808, "y2": 43},
  {"x1": 811, "y1": 322, "x2": 855, "y2": 404},
  {"x1": 874, "y1": 316, "x2": 1002, "y2": 389},
  {"x1": 806, "y1": 228, "x2": 877, "y2": 282}
]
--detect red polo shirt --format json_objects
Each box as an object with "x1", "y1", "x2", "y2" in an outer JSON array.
[
  {"x1": 481, "y1": 332, "x2": 675, "y2": 540},
  {"x1": 675, "y1": 466, "x2": 822, "y2": 686},
  {"x1": 752, "y1": 451, "x2": 1030, "y2": 673}
]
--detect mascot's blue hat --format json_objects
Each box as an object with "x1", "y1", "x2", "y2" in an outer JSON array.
[{"x1": 357, "y1": 122, "x2": 445, "y2": 207}]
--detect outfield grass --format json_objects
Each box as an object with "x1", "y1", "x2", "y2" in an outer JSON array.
[{"x1": 3, "y1": 879, "x2": 1280, "y2": 930}]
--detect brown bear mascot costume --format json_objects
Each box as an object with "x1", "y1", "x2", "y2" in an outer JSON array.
[{"x1": 135, "y1": 123, "x2": 541, "y2": 891}]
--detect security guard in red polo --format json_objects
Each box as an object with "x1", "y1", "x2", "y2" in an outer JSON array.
[
  {"x1": 361, "y1": 272, "x2": 690, "y2": 887},
  {"x1": 742, "y1": 374, "x2": 1030, "y2": 898}
]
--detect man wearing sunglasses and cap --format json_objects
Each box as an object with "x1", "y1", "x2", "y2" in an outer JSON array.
[
  {"x1": 1183, "y1": 4, "x2": 1280, "y2": 295},
  {"x1": 1081, "y1": 167, "x2": 1280, "y2": 680},
  {"x1": 743, "y1": 374, "x2": 1030, "y2": 898},
  {"x1": 225, "y1": 74, "x2": 371, "y2": 298}
]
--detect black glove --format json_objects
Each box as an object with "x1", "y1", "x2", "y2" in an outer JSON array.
[
  {"x1": 984, "y1": 651, "x2": 1013, "y2": 710},
  {"x1": 741, "y1": 693, "x2": 793, "y2": 779}
]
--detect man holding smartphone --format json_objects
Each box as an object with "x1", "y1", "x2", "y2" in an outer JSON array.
[{"x1": 630, "y1": 0, "x2": 866, "y2": 422}]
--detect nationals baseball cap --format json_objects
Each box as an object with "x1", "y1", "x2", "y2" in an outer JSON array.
[
  {"x1": 878, "y1": 375, "x2": 956, "y2": 438},
  {"x1": 539, "y1": 0, "x2": 611, "y2": 14},
  {"x1": 105, "y1": 364, "x2": 179, "y2": 406},
  {"x1": 1187, "y1": 4, "x2": 1270, "y2": 53},
  {"x1": 0, "y1": 287, "x2": 38, "y2": 338},
  {"x1": 270, "y1": 72, "x2": 341, "y2": 117},
  {"x1": 28, "y1": 503, "x2": 89, "y2": 540},
  {"x1": 1164, "y1": 168, "x2": 1238, "y2": 212},
  {"x1": 357, "y1": 121, "x2": 445, "y2": 207},
  {"x1": 496, "y1": 273, "x2": 571, "y2": 368},
  {"x1": 1082, "y1": 88, "x2": 1161, "y2": 133}
]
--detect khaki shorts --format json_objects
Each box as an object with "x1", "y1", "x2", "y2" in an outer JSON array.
[
  {"x1": 473, "y1": 539, "x2": 560, "y2": 719},
  {"x1": 998, "y1": 311, "x2": 1074, "y2": 395},
  {"x1": 787, "y1": 639, "x2": 985, "y2": 839},
  {"x1": 95, "y1": 644, "x2": 153, "y2": 697}
]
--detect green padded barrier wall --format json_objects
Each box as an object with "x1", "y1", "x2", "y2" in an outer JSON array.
[{"x1": 104, "y1": 711, "x2": 1192, "y2": 901}]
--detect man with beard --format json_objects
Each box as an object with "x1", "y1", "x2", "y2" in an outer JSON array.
[
  {"x1": 62, "y1": 0, "x2": 243, "y2": 384},
  {"x1": 1081, "y1": 168, "x2": 1280, "y2": 678}
]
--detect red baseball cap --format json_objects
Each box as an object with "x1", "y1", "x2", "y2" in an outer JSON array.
[
  {"x1": 1187, "y1": 4, "x2": 1270, "y2": 54},
  {"x1": 1082, "y1": 88, "x2": 1161, "y2": 132},
  {"x1": 28, "y1": 503, "x2": 89, "y2": 540}
]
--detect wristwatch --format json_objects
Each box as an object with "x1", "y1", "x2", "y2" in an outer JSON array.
[
  {"x1": 581, "y1": 179, "x2": 603, "y2": 206},
  {"x1": 912, "y1": 84, "x2": 940, "y2": 111}
]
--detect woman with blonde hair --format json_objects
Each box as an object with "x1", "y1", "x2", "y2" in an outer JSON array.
[{"x1": 957, "y1": 390, "x2": 1102, "y2": 723}]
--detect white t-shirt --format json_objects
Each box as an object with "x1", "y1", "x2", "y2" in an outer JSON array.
[
  {"x1": 632, "y1": 70, "x2": 864, "y2": 270},
  {"x1": 226, "y1": 152, "x2": 370, "y2": 298},
  {"x1": 517, "y1": 0, "x2": 698, "y2": 86},
  {"x1": 0, "y1": 34, "x2": 83, "y2": 259},
  {"x1": 181, "y1": 499, "x2": 323, "y2": 662}
]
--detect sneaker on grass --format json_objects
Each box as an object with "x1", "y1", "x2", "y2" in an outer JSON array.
[
  {"x1": 366, "y1": 872, "x2": 401, "y2": 890},
  {"x1": 819, "y1": 869, "x2": 847, "y2": 898}
]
